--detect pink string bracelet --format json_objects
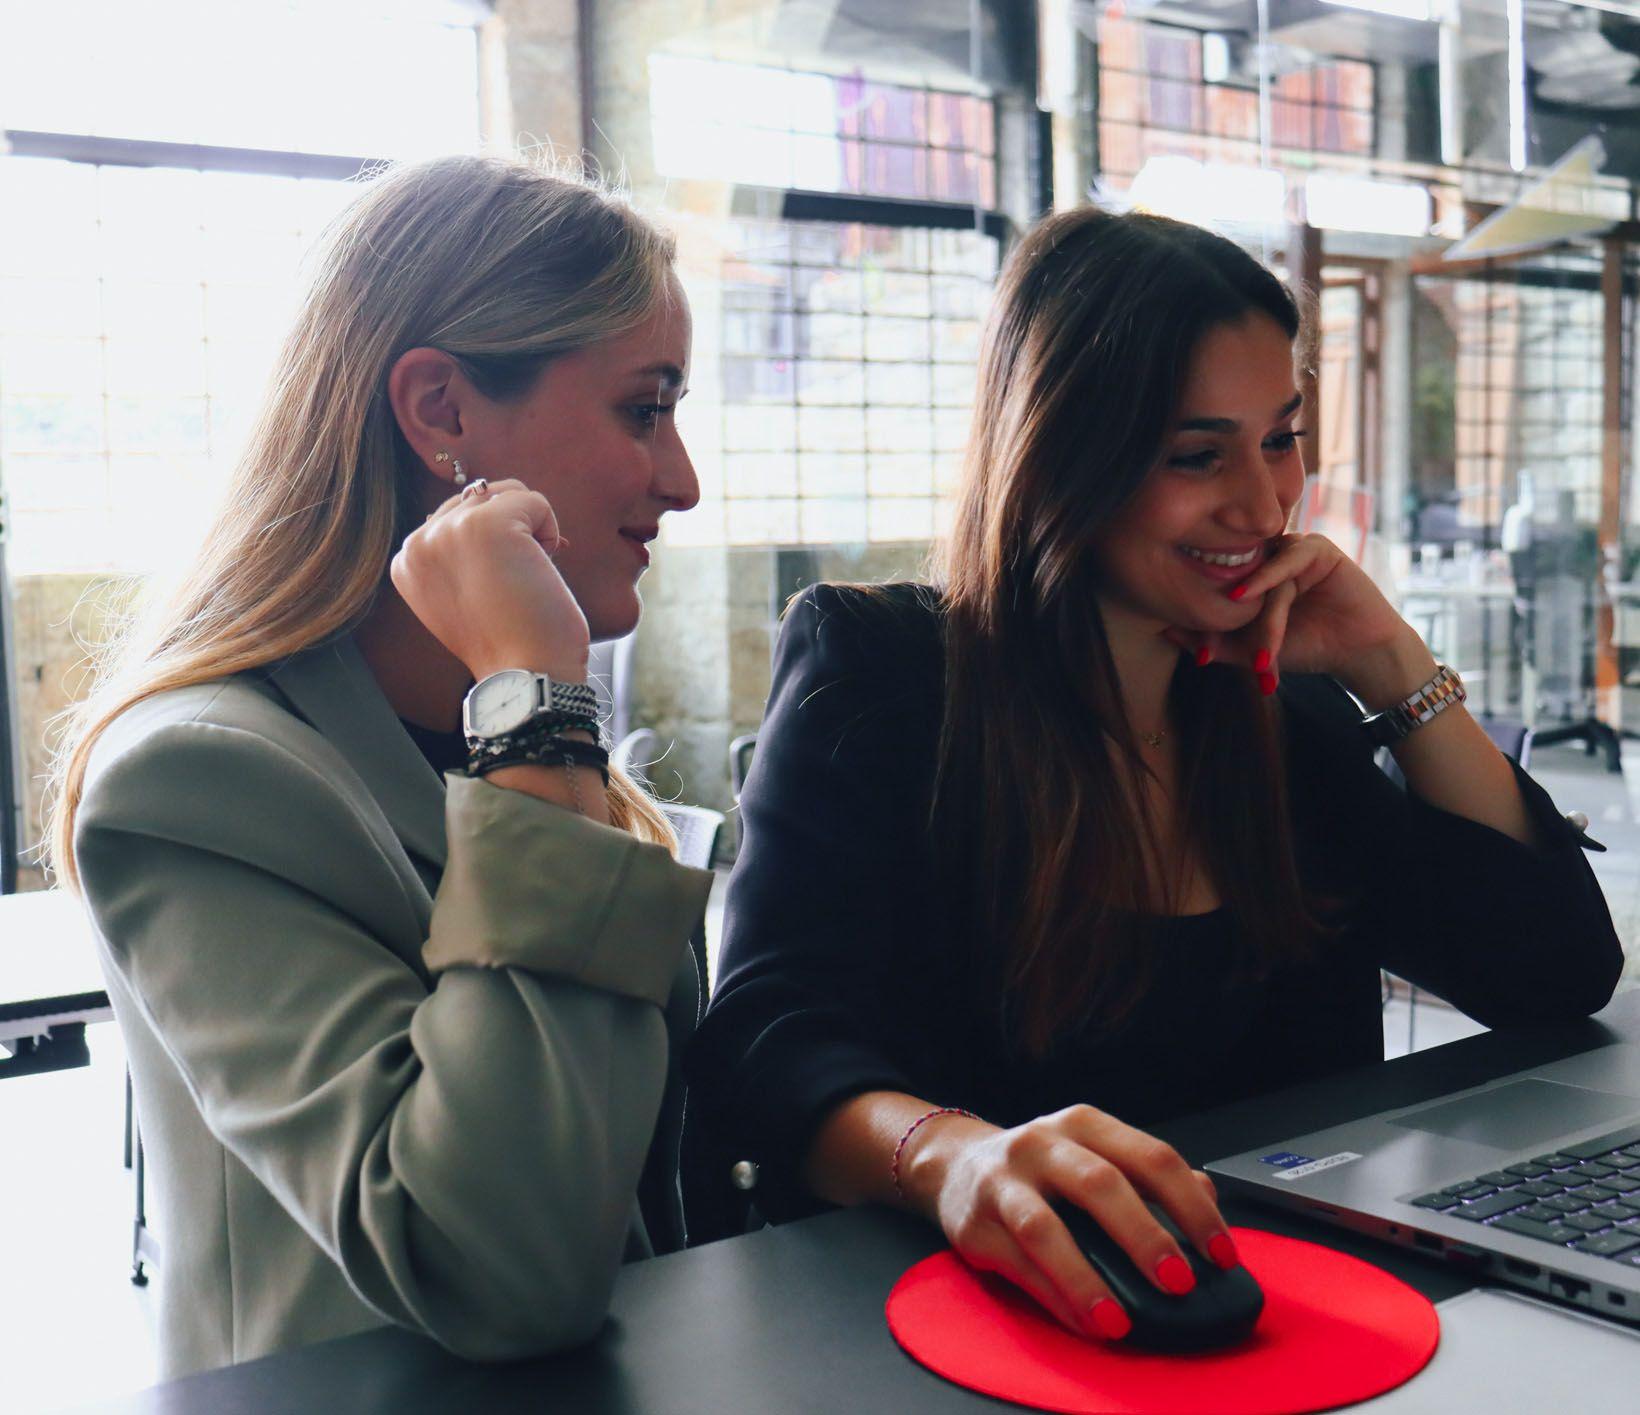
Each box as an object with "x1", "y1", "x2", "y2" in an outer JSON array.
[{"x1": 891, "y1": 1106, "x2": 982, "y2": 1200}]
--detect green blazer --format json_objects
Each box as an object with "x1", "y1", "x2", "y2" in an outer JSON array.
[{"x1": 74, "y1": 636, "x2": 712, "y2": 1378}]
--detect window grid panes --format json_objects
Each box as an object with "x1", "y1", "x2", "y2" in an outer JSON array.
[
  {"x1": 0, "y1": 156, "x2": 357, "y2": 574},
  {"x1": 1095, "y1": 15, "x2": 1375, "y2": 185},
  {"x1": 1447, "y1": 262, "x2": 1605, "y2": 538},
  {"x1": 1407, "y1": 256, "x2": 1610, "y2": 720},
  {"x1": 680, "y1": 218, "x2": 996, "y2": 547}
]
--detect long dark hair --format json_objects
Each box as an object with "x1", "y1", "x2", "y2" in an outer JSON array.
[{"x1": 935, "y1": 207, "x2": 1315, "y2": 1056}]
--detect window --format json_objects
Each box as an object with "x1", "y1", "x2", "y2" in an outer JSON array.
[
  {"x1": 649, "y1": 58, "x2": 1000, "y2": 546},
  {"x1": 1439, "y1": 260, "x2": 1605, "y2": 539},
  {"x1": 1095, "y1": 15, "x2": 1374, "y2": 187},
  {"x1": 677, "y1": 216, "x2": 995, "y2": 547},
  {"x1": 0, "y1": 0, "x2": 480, "y2": 575},
  {"x1": 0, "y1": 159, "x2": 359, "y2": 574},
  {"x1": 1408, "y1": 254, "x2": 1611, "y2": 719},
  {"x1": 649, "y1": 56, "x2": 996, "y2": 206},
  {"x1": 0, "y1": 0, "x2": 479, "y2": 159}
]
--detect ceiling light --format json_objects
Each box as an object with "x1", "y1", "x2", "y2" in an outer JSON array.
[
  {"x1": 1128, "y1": 157, "x2": 1287, "y2": 230},
  {"x1": 1305, "y1": 174, "x2": 1431, "y2": 237}
]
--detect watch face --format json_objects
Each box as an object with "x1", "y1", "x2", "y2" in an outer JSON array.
[{"x1": 466, "y1": 670, "x2": 539, "y2": 738}]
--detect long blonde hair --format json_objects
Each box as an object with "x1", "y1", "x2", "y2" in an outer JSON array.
[{"x1": 49, "y1": 154, "x2": 678, "y2": 889}]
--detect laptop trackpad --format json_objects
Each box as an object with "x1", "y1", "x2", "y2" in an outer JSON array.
[{"x1": 1389, "y1": 1078, "x2": 1640, "y2": 1150}]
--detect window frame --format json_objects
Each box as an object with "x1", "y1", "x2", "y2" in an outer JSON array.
[{"x1": 0, "y1": 134, "x2": 386, "y2": 891}]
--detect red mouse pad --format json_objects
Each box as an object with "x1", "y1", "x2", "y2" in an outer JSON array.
[{"x1": 885, "y1": 1227, "x2": 1439, "y2": 1414}]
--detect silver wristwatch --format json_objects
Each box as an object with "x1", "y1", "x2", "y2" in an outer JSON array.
[{"x1": 462, "y1": 669, "x2": 598, "y2": 742}]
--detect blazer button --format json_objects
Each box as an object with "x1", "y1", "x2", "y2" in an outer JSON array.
[
  {"x1": 1564, "y1": 810, "x2": 1590, "y2": 832},
  {"x1": 731, "y1": 1160, "x2": 760, "y2": 1191}
]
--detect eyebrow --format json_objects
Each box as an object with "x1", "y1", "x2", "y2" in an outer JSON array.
[
  {"x1": 1176, "y1": 393, "x2": 1303, "y2": 434},
  {"x1": 629, "y1": 362, "x2": 686, "y2": 391}
]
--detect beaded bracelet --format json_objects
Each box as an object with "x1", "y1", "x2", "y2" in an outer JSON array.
[
  {"x1": 468, "y1": 733, "x2": 610, "y2": 787},
  {"x1": 891, "y1": 1106, "x2": 982, "y2": 1201},
  {"x1": 464, "y1": 712, "x2": 600, "y2": 754},
  {"x1": 466, "y1": 716, "x2": 603, "y2": 773}
]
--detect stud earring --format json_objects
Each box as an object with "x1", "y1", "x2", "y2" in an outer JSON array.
[
  {"x1": 434, "y1": 450, "x2": 451, "y2": 464},
  {"x1": 451, "y1": 458, "x2": 467, "y2": 487}
]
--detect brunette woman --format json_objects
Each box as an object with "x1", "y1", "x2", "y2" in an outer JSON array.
[{"x1": 688, "y1": 207, "x2": 1621, "y2": 1342}]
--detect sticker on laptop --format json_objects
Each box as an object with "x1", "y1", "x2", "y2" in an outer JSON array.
[
  {"x1": 1259, "y1": 1152, "x2": 1315, "y2": 1169},
  {"x1": 1270, "y1": 1151, "x2": 1363, "y2": 1182}
]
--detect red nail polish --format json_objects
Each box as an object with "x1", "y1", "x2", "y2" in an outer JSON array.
[
  {"x1": 1208, "y1": 1233, "x2": 1239, "y2": 1270},
  {"x1": 1195, "y1": 645, "x2": 1212, "y2": 668},
  {"x1": 1090, "y1": 1298, "x2": 1132, "y2": 1340},
  {"x1": 1155, "y1": 1254, "x2": 1196, "y2": 1295},
  {"x1": 1228, "y1": 584, "x2": 1248, "y2": 602},
  {"x1": 1253, "y1": 648, "x2": 1271, "y2": 673},
  {"x1": 1259, "y1": 672, "x2": 1277, "y2": 697}
]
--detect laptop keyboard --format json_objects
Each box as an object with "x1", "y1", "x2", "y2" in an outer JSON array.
[{"x1": 1408, "y1": 1123, "x2": 1640, "y2": 1268}]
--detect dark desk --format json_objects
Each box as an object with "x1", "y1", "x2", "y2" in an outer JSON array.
[
  {"x1": 0, "y1": 889, "x2": 111, "y2": 1078},
  {"x1": 94, "y1": 990, "x2": 1640, "y2": 1414}
]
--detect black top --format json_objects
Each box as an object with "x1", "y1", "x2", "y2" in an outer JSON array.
[
  {"x1": 687, "y1": 582, "x2": 1624, "y2": 1220},
  {"x1": 399, "y1": 717, "x2": 468, "y2": 776}
]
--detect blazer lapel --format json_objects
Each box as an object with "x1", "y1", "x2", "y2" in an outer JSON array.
[{"x1": 268, "y1": 637, "x2": 449, "y2": 872}]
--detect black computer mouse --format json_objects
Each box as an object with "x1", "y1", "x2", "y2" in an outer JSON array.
[{"x1": 1051, "y1": 1200, "x2": 1264, "y2": 1352}]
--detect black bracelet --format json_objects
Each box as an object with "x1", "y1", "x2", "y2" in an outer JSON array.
[
  {"x1": 468, "y1": 733, "x2": 611, "y2": 786},
  {"x1": 464, "y1": 711, "x2": 599, "y2": 748}
]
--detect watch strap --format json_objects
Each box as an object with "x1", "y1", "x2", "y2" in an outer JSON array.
[
  {"x1": 537, "y1": 677, "x2": 598, "y2": 723},
  {"x1": 1360, "y1": 663, "x2": 1466, "y2": 748}
]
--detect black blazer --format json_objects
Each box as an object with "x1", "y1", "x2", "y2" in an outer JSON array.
[{"x1": 688, "y1": 582, "x2": 1622, "y2": 1222}]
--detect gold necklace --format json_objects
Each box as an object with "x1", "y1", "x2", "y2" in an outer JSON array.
[{"x1": 1140, "y1": 729, "x2": 1166, "y2": 748}]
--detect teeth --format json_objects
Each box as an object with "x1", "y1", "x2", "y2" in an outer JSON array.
[{"x1": 1183, "y1": 546, "x2": 1258, "y2": 568}]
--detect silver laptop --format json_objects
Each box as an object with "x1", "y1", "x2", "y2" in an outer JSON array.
[{"x1": 1205, "y1": 1043, "x2": 1640, "y2": 1325}]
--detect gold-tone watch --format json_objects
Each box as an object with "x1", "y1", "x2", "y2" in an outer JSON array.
[{"x1": 1360, "y1": 664, "x2": 1466, "y2": 748}]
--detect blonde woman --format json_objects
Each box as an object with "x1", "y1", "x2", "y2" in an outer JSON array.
[{"x1": 49, "y1": 156, "x2": 711, "y2": 1377}]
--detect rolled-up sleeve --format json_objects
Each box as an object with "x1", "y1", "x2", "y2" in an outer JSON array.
[{"x1": 427, "y1": 774, "x2": 709, "y2": 1008}]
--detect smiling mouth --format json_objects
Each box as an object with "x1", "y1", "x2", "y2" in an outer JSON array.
[
  {"x1": 1180, "y1": 545, "x2": 1260, "y2": 568},
  {"x1": 619, "y1": 529, "x2": 655, "y2": 566}
]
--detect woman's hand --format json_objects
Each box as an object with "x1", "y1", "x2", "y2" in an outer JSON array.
[
  {"x1": 900, "y1": 1104, "x2": 1238, "y2": 1341},
  {"x1": 391, "y1": 479, "x2": 590, "y2": 683},
  {"x1": 1171, "y1": 533, "x2": 1436, "y2": 707}
]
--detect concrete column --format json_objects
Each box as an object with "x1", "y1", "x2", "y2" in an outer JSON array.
[
  {"x1": 479, "y1": 0, "x2": 584, "y2": 156},
  {"x1": 1372, "y1": 264, "x2": 1415, "y2": 590},
  {"x1": 1037, "y1": 0, "x2": 1095, "y2": 209},
  {"x1": 1375, "y1": 59, "x2": 1408, "y2": 166},
  {"x1": 1371, "y1": 59, "x2": 1413, "y2": 593},
  {"x1": 10, "y1": 573, "x2": 115, "y2": 891}
]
